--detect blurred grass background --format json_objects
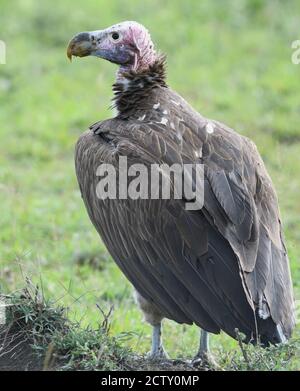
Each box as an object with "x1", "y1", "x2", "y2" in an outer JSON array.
[{"x1": 0, "y1": 0, "x2": 299, "y2": 367}]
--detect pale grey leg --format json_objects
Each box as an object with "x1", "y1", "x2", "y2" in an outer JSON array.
[
  {"x1": 151, "y1": 323, "x2": 162, "y2": 354},
  {"x1": 134, "y1": 290, "x2": 169, "y2": 360},
  {"x1": 192, "y1": 329, "x2": 219, "y2": 368},
  {"x1": 147, "y1": 322, "x2": 169, "y2": 360}
]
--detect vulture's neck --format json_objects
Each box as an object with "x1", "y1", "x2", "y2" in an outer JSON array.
[{"x1": 112, "y1": 56, "x2": 167, "y2": 119}]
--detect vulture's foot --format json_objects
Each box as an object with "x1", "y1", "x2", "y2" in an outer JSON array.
[
  {"x1": 146, "y1": 345, "x2": 169, "y2": 362},
  {"x1": 191, "y1": 352, "x2": 221, "y2": 370},
  {"x1": 145, "y1": 323, "x2": 169, "y2": 362},
  {"x1": 190, "y1": 330, "x2": 221, "y2": 370}
]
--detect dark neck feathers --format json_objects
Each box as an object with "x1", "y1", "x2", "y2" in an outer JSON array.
[{"x1": 112, "y1": 55, "x2": 167, "y2": 118}]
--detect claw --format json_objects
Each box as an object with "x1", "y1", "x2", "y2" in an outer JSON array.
[
  {"x1": 146, "y1": 345, "x2": 169, "y2": 362},
  {"x1": 191, "y1": 352, "x2": 222, "y2": 370}
]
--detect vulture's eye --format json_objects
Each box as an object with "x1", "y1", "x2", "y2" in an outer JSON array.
[{"x1": 111, "y1": 32, "x2": 120, "y2": 41}]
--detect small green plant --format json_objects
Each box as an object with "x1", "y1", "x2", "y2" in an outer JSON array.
[
  {"x1": 217, "y1": 329, "x2": 300, "y2": 371},
  {"x1": 0, "y1": 280, "x2": 134, "y2": 370}
]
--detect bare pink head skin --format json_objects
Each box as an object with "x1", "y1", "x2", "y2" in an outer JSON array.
[{"x1": 67, "y1": 21, "x2": 157, "y2": 78}]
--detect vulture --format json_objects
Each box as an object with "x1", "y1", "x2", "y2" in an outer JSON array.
[{"x1": 67, "y1": 21, "x2": 295, "y2": 363}]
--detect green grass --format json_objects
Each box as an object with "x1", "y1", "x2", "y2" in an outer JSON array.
[
  {"x1": 0, "y1": 281, "x2": 134, "y2": 370},
  {"x1": 0, "y1": 0, "x2": 299, "y2": 370},
  {"x1": 1, "y1": 282, "x2": 299, "y2": 371}
]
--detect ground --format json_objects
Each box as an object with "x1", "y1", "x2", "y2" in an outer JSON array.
[{"x1": 0, "y1": 0, "x2": 299, "y2": 370}]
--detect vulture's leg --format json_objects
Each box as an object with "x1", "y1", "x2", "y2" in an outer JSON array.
[
  {"x1": 199, "y1": 329, "x2": 209, "y2": 356},
  {"x1": 192, "y1": 330, "x2": 219, "y2": 369},
  {"x1": 134, "y1": 290, "x2": 169, "y2": 360},
  {"x1": 192, "y1": 329, "x2": 209, "y2": 362},
  {"x1": 148, "y1": 322, "x2": 169, "y2": 360}
]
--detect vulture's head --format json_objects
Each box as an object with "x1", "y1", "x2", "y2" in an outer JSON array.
[{"x1": 67, "y1": 21, "x2": 156, "y2": 72}]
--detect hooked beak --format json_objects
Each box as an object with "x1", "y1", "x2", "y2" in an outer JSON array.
[
  {"x1": 67, "y1": 29, "x2": 133, "y2": 66},
  {"x1": 67, "y1": 31, "x2": 98, "y2": 61}
]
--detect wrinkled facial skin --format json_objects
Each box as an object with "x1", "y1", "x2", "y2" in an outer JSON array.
[
  {"x1": 67, "y1": 21, "x2": 156, "y2": 72},
  {"x1": 92, "y1": 47, "x2": 133, "y2": 65},
  {"x1": 90, "y1": 31, "x2": 136, "y2": 66}
]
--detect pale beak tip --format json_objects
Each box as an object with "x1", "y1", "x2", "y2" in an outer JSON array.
[
  {"x1": 67, "y1": 32, "x2": 92, "y2": 61},
  {"x1": 67, "y1": 43, "x2": 74, "y2": 62}
]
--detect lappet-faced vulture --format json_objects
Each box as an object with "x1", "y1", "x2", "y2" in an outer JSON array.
[{"x1": 67, "y1": 21, "x2": 295, "y2": 363}]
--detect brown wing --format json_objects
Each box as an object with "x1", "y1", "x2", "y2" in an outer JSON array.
[
  {"x1": 203, "y1": 125, "x2": 295, "y2": 339},
  {"x1": 75, "y1": 88, "x2": 295, "y2": 343}
]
